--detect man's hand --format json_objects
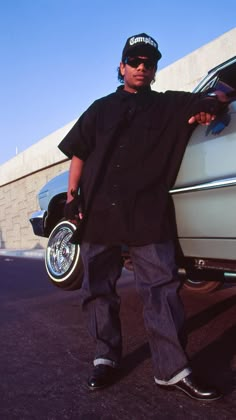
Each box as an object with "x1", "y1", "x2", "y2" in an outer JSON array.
[
  {"x1": 64, "y1": 196, "x2": 83, "y2": 224},
  {"x1": 188, "y1": 112, "x2": 216, "y2": 126},
  {"x1": 188, "y1": 89, "x2": 232, "y2": 126}
]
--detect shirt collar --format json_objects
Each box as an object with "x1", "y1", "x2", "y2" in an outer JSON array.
[{"x1": 116, "y1": 85, "x2": 152, "y2": 95}]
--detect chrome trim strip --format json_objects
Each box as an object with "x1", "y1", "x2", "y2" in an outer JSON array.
[
  {"x1": 170, "y1": 177, "x2": 236, "y2": 194},
  {"x1": 29, "y1": 210, "x2": 46, "y2": 219}
]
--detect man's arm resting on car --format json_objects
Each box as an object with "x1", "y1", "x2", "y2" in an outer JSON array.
[{"x1": 188, "y1": 90, "x2": 229, "y2": 126}]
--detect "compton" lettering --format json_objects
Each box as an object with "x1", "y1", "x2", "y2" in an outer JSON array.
[{"x1": 129, "y1": 36, "x2": 157, "y2": 49}]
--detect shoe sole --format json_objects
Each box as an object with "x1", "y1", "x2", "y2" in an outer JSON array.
[
  {"x1": 174, "y1": 384, "x2": 223, "y2": 401},
  {"x1": 158, "y1": 384, "x2": 223, "y2": 401},
  {"x1": 87, "y1": 379, "x2": 116, "y2": 391}
]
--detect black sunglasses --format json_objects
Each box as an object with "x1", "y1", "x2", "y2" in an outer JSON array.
[{"x1": 124, "y1": 57, "x2": 156, "y2": 70}]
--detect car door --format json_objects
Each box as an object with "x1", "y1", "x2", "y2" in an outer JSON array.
[{"x1": 171, "y1": 58, "x2": 236, "y2": 261}]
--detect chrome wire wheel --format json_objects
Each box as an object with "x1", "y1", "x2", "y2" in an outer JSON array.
[{"x1": 45, "y1": 221, "x2": 83, "y2": 290}]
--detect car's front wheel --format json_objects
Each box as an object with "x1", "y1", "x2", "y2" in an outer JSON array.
[{"x1": 45, "y1": 220, "x2": 83, "y2": 291}]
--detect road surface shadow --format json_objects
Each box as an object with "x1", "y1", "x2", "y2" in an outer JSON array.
[
  {"x1": 119, "y1": 292, "x2": 236, "y2": 396},
  {"x1": 185, "y1": 293, "x2": 236, "y2": 395}
]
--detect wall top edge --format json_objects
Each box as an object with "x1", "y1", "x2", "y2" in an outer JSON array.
[{"x1": 0, "y1": 119, "x2": 76, "y2": 186}]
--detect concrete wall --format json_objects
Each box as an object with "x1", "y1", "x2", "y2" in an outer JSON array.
[
  {"x1": 0, "y1": 161, "x2": 70, "y2": 250},
  {"x1": 0, "y1": 28, "x2": 235, "y2": 250},
  {"x1": 0, "y1": 120, "x2": 77, "y2": 249},
  {"x1": 152, "y1": 28, "x2": 236, "y2": 92}
]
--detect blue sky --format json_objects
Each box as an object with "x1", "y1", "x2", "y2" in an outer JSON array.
[{"x1": 0, "y1": 0, "x2": 235, "y2": 165}]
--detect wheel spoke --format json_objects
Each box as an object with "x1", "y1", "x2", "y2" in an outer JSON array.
[{"x1": 47, "y1": 226, "x2": 77, "y2": 277}]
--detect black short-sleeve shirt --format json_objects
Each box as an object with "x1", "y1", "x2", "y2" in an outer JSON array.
[{"x1": 58, "y1": 86, "x2": 219, "y2": 245}]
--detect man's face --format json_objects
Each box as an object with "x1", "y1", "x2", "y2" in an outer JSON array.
[{"x1": 120, "y1": 56, "x2": 157, "y2": 92}]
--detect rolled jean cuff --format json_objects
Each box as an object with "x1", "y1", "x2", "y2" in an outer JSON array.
[
  {"x1": 93, "y1": 358, "x2": 118, "y2": 368},
  {"x1": 154, "y1": 367, "x2": 192, "y2": 385}
]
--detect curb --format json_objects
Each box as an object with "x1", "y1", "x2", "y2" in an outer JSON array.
[{"x1": 0, "y1": 249, "x2": 45, "y2": 259}]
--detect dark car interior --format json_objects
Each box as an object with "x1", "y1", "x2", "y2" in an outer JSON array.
[{"x1": 201, "y1": 59, "x2": 236, "y2": 98}]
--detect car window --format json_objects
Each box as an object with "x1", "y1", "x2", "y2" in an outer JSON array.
[{"x1": 199, "y1": 61, "x2": 236, "y2": 94}]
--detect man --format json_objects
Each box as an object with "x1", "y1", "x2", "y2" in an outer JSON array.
[{"x1": 58, "y1": 33, "x2": 228, "y2": 401}]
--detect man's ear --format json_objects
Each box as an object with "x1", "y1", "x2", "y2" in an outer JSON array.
[{"x1": 120, "y1": 62, "x2": 125, "y2": 76}]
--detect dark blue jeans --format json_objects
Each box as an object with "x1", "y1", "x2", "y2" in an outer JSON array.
[{"x1": 79, "y1": 241, "x2": 189, "y2": 381}]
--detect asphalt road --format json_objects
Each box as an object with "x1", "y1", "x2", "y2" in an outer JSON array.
[{"x1": 1, "y1": 255, "x2": 236, "y2": 420}]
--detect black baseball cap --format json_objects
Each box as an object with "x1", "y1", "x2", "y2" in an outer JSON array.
[{"x1": 122, "y1": 33, "x2": 162, "y2": 62}]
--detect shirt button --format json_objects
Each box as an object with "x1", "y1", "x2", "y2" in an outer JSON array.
[
  {"x1": 111, "y1": 202, "x2": 116, "y2": 206},
  {"x1": 116, "y1": 164, "x2": 120, "y2": 168},
  {"x1": 119, "y1": 144, "x2": 124, "y2": 148}
]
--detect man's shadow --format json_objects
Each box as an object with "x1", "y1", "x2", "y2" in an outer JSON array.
[
  {"x1": 120, "y1": 292, "x2": 236, "y2": 394},
  {"x1": 185, "y1": 293, "x2": 236, "y2": 394}
]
